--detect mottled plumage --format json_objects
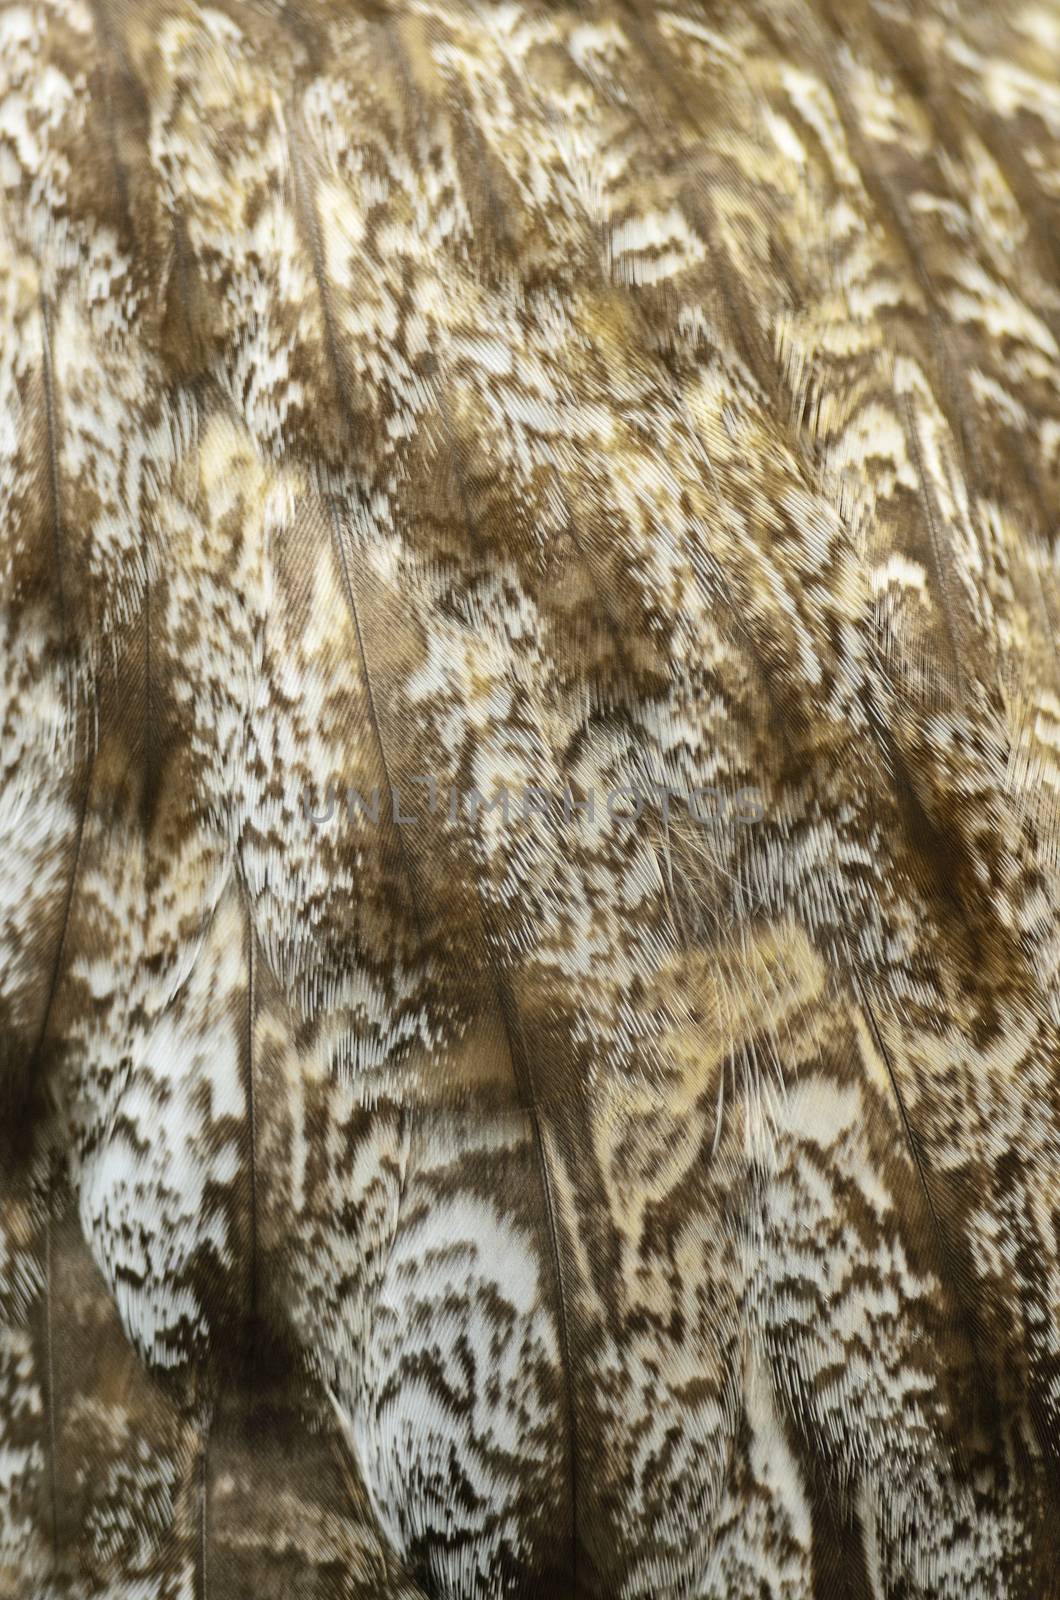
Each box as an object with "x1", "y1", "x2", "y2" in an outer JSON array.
[{"x1": 3, "y1": 0, "x2": 1060, "y2": 1594}]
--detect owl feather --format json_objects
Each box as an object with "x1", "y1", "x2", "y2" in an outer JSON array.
[{"x1": 3, "y1": 1, "x2": 1060, "y2": 1596}]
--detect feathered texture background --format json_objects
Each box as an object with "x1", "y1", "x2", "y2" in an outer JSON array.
[{"x1": 2, "y1": 0, "x2": 1060, "y2": 1594}]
